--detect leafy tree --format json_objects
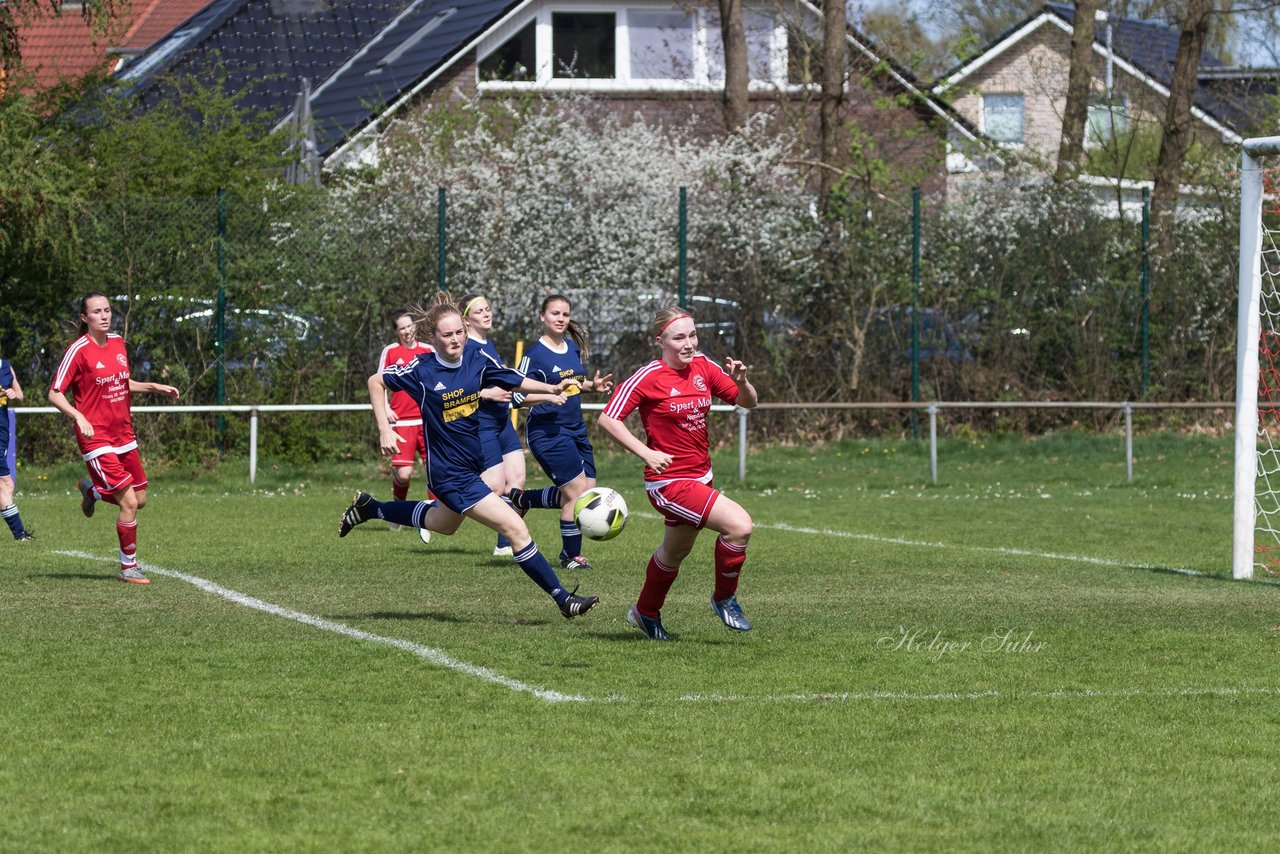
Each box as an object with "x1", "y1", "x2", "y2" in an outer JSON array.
[{"x1": 1055, "y1": 0, "x2": 1099, "y2": 181}]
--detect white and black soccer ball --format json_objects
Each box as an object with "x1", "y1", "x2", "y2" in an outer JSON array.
[{"x1": 573, "y1": 487, "x2": 629, "y2": 541}]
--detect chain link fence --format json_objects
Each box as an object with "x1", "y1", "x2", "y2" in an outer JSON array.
[{"x1": 0, "y1": 180, "x2": 1243, "y2": 465}]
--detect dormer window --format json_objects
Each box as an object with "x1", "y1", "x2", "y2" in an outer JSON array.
[
  {"x1": 629, "y1": 9, "x2": 694, "y2": 80},
  {"x1": 552, "y1": 12, "x2": 616, "y2": 78},
  {"x1": 480, "y1": 21, "x2": 536, "y2": 81},
  {"x1": 478, "y1": 5, "x2": 796, "y2": 90}
]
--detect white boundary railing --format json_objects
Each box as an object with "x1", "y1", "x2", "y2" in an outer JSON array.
[{"x1": 15, "y1": 400, "x2": 1231, "y2": 485}]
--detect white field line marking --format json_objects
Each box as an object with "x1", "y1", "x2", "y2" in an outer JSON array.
[
  {"x1": 52, "y1": 550, "x2": 588, "y2": 704},
  {"x1": 636, "y1": 512, "x2": 1280, "y2": 584},
  {"x1": 674, "y1": 686, "x2": 1280, "y2": 703},
  {"x1": 52, "y1": 551, "x2": 1280, "y2": 706}
]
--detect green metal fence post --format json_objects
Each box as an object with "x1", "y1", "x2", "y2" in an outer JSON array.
[
  {"x1": 216, "y1": 188, "x2": 227, "y2": 448},
  {"x1": 1141, "y1": 186, "x2": 1150, "y2": 396},
  {"x1": 437, "y1": 186, "x2": 447, "y2": 291},
  {"x1": 911, "y1": 187, "x2": 921, "y2": 440},
  {"x1": 678, "y1": 186, "x2": 688, "y2": 309}
]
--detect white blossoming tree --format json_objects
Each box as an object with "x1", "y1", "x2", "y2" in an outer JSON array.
[{"x1": 333, "y1": 95, "x2": 821, "y2": 376}]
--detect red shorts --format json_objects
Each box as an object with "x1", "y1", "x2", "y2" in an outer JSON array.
[
  {"x1": 390, "y1": 422, "x2": 426, "y2": 467},
  {"x1": 646, "y1": 479, "x2": 720, "y2": 528},
  {"x1": 85, "y1": 446, "x2": 148, "y2": 497}
]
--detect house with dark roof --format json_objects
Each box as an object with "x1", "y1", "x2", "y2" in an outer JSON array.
[
  {"x1": 113, "y1": 0, "x2": 989, "y2": 189},
  {"x1": 5, "y1": 0, "x2": 211, "y2": 94},
  {"x1": 931, "y1": 2, "x2": 1279, "y2": 184}
]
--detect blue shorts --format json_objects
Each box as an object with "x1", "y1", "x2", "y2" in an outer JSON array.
[
  {"x1": 427, "y1": 465, "x2": 495, "y2": 515},
  {"x1": 479, "y1": 416, "x2": 522, "y2": 470},
  {"x1": 527, "y1": 423, "x2": 596, "y2": 487}
]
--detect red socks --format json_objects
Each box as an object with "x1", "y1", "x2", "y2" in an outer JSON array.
[
  {"x1": 713, "y1": 536, "x2": 747, "y2": 601},
  {"x1": 392, "y1": 481, "x2": 409, "y2": 502},
  {"x1": 636, "y1": 553, "x2": 679, "y2": 618},
  {"x1": 117, "y1": 519, "x2": 138, "y2": 569}
]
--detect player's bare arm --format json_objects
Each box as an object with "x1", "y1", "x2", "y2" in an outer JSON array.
[
  {"x1": 366, "y1": 372, "x2": 404, "y2": 455},
  {"x1": 479, "y1": 387, "x2": 513, "y2": 403},
  {"x1": 129, "y1": 380, "x2": 180, "y2": 399},
  {"x1": 47, "y1": 389, "x2": 93, "y2": 438},
  {"x1": 598, "y1": 413, "x2": 674, "y2": 473},
  {"x1": 3, "y1": 369, "x2": 23, "y2": 401},
  {"x1": 724, "y1": 358, "x2": 758, "y2": 409},
  {"x1": 583, "y1": 370, "x2": 614, "y2": 393},
  {"x1": 517, "y1": 376, "x2": 570, "y2": 406}
]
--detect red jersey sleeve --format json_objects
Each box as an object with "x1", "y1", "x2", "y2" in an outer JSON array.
[
  {"x1": 51, "y1": 336, "x2": 87, "y2": 395},
  {"x1": 604, "y1": 361, "x2": 662, "y2": 421}
]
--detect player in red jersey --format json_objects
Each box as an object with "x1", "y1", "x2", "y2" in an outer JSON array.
[
  {"x1": 47, "y1": 293, "x2": 179, "y2": 584},
  {"x1": 598, "y1": 306, "x2": 758, "y2": 640},
  {"x1": 378, "y1": 309, "x2": 434, "y2": 542}
]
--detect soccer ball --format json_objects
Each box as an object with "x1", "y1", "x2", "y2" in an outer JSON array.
[{"x1": 573, "y1": 487, "x2": 629, "y2": 541}]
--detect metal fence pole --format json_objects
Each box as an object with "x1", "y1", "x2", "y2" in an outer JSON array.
[
  {"x1": 738, "y1": 407, "x2": 748, "y2": 480},
  {"x1": 911, "y1": 187, "x2": 921, "y2": 440},
  {"x1": 216, "y1": 189, "x2": 227, "y2": 449},
  {"x1": 250, "y1": 409, "x2": 259, "y2": 484},
  {"x1": 437, "y1": 186, "x2": 447, "y2": 290},
  {"x1": 929, "y1": 404, "x2": 939, "y2": 484},
  {"x1": 1124, "y1": 403, "x2": 1133, "y2": 482},
  {"x1": 1141, "y1": 188, "x2": 1151, "y2": 396},
  {"x1": 678, "y1": 186, "x2": 688, "y2": 310}
]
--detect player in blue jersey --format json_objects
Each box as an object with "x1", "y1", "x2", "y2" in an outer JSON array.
[
  {"x1": 510, "y1": 294, "x2": 613, "y2": 570},
  {"x1": 338, "y1": 293, "x2": 599, "y2": 620},
  {"x1": 0, "y1": 356, "x2": 34, "y2": 541},
  {"x1": 460, "y1": 292, "x2": 526, "y2": 556}
]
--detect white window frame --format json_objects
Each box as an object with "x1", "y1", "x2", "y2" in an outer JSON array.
[
  {"x1": 982, "y1": 93, "x2": 1025, "y2": 146},
  {"x1": 476, "y1": 2, "x2": 797, "y2": 93}
]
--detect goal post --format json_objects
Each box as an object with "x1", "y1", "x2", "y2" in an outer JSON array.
[{"x1": 1234, "y1": 136, "x2": 1280, "y2": 579}]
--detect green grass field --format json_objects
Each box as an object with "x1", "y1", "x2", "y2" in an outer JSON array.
[{"x1": 3, "y1": 433, "x2": 1278, "y2": 851}]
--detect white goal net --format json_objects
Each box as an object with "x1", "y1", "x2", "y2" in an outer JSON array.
[{"x1": 1234, "y1": 136, "x2": 1280, "y2": 579}]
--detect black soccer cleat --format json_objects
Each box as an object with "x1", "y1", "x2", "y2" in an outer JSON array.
[
  {"x1": 506, "y1": 488, "x2": 528, "y2": 518},
  {"x1": 558, "y1": 585, "x2": 599, "y2": 619},
  {"x1": 627, "y1": 604, "x2": 672, "y2": 641},
  {"x1": 339, "y1": 491, "x2": 375, "y2": 538}
]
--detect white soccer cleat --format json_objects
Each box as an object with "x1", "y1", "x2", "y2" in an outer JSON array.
[
  {"x1": 418, "y1": 526, "x2": 431, "y2": 544},
  {"x1": 388, "y1": 523, "x2": 402, "y2": 532}
]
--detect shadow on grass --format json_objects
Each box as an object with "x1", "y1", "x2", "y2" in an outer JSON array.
[
  {"x1": 36, "y1": 572, "x2": 115, "y2": 582},
  {"x1": 1142, "y1": 565, "x2": 1280, "y2": 587},
  {"x1": 328, "y1": 611, "x2": 467, "y2": 623},
  {"x1": 578, "y1": 629, "x2": 736, "y2": 645},
  {"x1": 387, "y1": 545, "x2": 473, "y2": 558}
]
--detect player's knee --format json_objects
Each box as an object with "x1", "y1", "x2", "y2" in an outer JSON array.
[
  {"x1": 725, "y1": 512, "x2": 753, "y2": 543},
  {"x1": 664, "y1": 542, "x2": 694, "y2": 564}
]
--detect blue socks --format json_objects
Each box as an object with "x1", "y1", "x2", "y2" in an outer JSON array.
[
  {"x1": 2, "y1": 504, "x2": 27, "y2": 539},
  {"x1": 372, "y1": 499, "x2": 433, "y2": 528},
  {"x1": 513, "y1": 486, "x2": 561, "y2": 510},
  {"x1": 513, "y1": 541, "x2": 568, "y2": 605},
  {"x1": 559, "y1": 520, "x2": 583, "y2": 561}
]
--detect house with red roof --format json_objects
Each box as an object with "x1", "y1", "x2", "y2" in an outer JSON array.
[{"x1": 6, "y1": 0, "x2": 210, "y2": 94}]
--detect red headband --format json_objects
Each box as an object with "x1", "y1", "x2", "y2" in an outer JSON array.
[{"x1": 657, "y1": 313, "x2": 691, "y2": 337}]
